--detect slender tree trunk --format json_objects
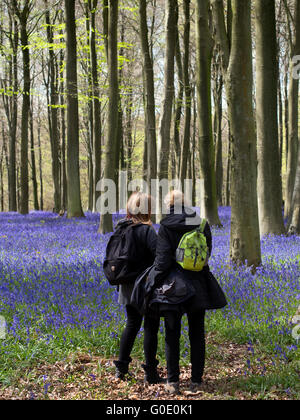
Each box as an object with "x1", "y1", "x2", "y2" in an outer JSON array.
[
  {"x1": 195, "y1": 0, "x2": 221, "y2": 226},
  {"x1": 139, "y1": 0, "x2": 157, "y2": 192},
  {"x1": 15, "y1": 3, "x2": 31, "y2": 215},
  {"x1": 59, "y1": 40, "x2": 67, "y2": 210},
  {"x1": 30, "y1": 104, "x2": 39, "y2": 210},
  {"x1": 8, "y1": 12, "x2": 18, "y2": 212},
  {"x1": 173, "y1": 12, "x2": 184, "y2": 177},
  {"x1": 87, "y1": 134, "x2": 94, "y2": 212},
  {"x1": 65, "y1": 0, "x2": 84, "y2": 218},
  {"x1": 284, "y1": 69, "x2": 289, "y2": 173},
  {"x1": 288, "y1": 143, "x2": 300, "y2": 233},
  {"x1": 85, "y1": 2, "x2": 94, "y2": 212},
  {"x1": 45, "y1": 0, "x2": 61, "y2": 213},
  {"x1": 37, "y1": 99, "x2": 43, "y2": 211},
  {"x1": 285, "y1": 0, "x2": 300, "y2": 220},
  {"x1": 192, "y1": 86, "x2": 197, "y2": 206},
  {"x1": 125, "y1": 89, "x2": 133, "y2": 182},
  {"x1": 158, "y1": 0, "x2": 178, "y2": 217},
  {"x1": 102, "y1": 0, "x2": 109, "y2": 61},
  {"x1": 213, "y1": 53, "x2": 223, "y2": 207},
  {"x1": 225, "y1": 122, "x2": 231, "y2": 207},
  {"x1": 115, "y1": 17, "x2": 125, "y2": 212},
  {"x1": 227, "y1": 0, "x2": 261, "y2": 267},
  {"x1": 278, "y1": 77, "x2": 283, "y2": 179},
  {"x1": 89, "y1": 0, "x2": 102, "y2": 213},
  {"x1": 0, "y1": 137, "x2": 4, "y2": 212},
  {"x1": 179, "y1": 0, "x2": 192, "y2": 187},
  {"x1": 255, "y1": 0, "x2": 285, "y2": 236},
  {"x1": 99, "y1": 0, "x2": 119, "y2": 233}
]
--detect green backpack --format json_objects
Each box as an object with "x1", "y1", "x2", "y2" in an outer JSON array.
[{"x1": 175, "y1": 218, "x2": 208, "y2": 272}]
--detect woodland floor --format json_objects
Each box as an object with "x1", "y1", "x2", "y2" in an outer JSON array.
[{"x1": 0, "y1": 333, "x2": 296, "y2": 401}]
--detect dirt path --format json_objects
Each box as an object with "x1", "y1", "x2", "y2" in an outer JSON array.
[{"x1": 0, "y1": 335, "x2": 291, "y2": 400}]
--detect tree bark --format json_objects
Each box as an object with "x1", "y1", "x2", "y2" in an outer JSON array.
[
  {"x1": 99, "y1": 0, "x2": 119, "y2": 233},
  {"x1": 139, "y1": 0, "x2": 157, "y2": 190},
  {"x1": 29, "y1": 104, "x2": 39, "y2": 210},
  {"x1": 14, "y1": 0, "x2": 31, "y2": 214},
  {"x1": 37, "y1": 98, "x2": 44, "y2": 211},
  {"x1": 195, "y1": 0, "x2": 221, "y2": 226},
  {"x1": 85, "y1": 1, "x2": 94, "y2": 212},
  {"x1": 45, "y1": 0, "x2": 61, "y2": 213},
  {"x1": 212, "y1": 49, "x2": 223, "y2": 207},
  {"x1": 158, "y1": 0, "x2": 178, "y2": 217},
  {"x1": 65, "y1": 0, "x2": 84, "y2": 217},
  {"x1": 289, "y1": 143, "x2": 300, "y2": 233},
  {"x1": 59, "y1": 27, "x2": 67, "y2": 210},
  {"x1": 173, "y1": 11, "x2": 184, "y2": 177},
  {"x1": 255, "y1": 0, "x2": 285, "y2": 236},
  {"x1": 227, "y1": 0, "x2": 261, "y2": 267},
  {"x1": 179, "y1": 0, "x2": 192, "y2": 187},
  {"x1": 7, "y1": 9, "x2": 18, "y2": 212},
  {"x1": 285, "y1": 0, "x2": 300, "y2": 220},
  {"x1": 89, "y1": 0, "x2": 102, "y2": 213}
]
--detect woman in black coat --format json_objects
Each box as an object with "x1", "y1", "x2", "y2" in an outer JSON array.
[
  {"x1": 152, "y1": 190, "x2": 227, "y2": 394},
  {"x1": 112, "y1": 192, "x2": 162, "y2": 384}
]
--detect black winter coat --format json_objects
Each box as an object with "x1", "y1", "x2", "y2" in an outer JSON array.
[
  {"x1": 150, "y1": 206, "x2": 227, "y2": 313},
  {"x1": 115, "y1": 219, "x2": 157, "y2": 305}
]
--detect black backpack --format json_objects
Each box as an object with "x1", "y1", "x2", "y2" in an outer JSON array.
[{"x1": 103, "y1": 223, "x2": 139, "y2": 286}]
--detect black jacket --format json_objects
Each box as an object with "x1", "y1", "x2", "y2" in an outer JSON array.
[
  {"x1": 116, "y1": 219, "x2": 157, "y2": 305},
  {"x1": 150, "y1": 206, "x2": 227, "y2": 313}
]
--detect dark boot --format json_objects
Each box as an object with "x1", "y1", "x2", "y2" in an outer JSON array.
[
  {"x1": 113, "y1": 358, "x2": 131, "y2": 380},
  {"x1": 141, "y1": 363, "x2": 165, "y2": 385}
]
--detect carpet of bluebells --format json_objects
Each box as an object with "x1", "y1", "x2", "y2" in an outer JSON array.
[{"x1": 0, "y1": 207, "x2": 299, "y2": 388}]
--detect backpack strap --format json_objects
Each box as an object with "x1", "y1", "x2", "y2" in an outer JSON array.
[{"x1": 198, "y1": 218, "x2": 207, "y2": 233}]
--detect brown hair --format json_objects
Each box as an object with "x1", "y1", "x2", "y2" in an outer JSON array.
[{"x1": 126, "y1": 192, "x2": 152, "y2": 225}]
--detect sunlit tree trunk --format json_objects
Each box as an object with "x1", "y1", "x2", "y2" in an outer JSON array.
[
  {"x1": 99, "y1": 0, "x2": 119, "y2": 233},
  {"x1": 65, "y1": 0, "x2": 84, "y2": 218}
]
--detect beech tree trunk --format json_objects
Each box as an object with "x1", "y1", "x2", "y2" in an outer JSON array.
[
  {"x1": 65, "y1": 0, "x2": 84, "y2": 218},
  {"x1": 45, "y1": 1, "x2": 61, "y2": 213},
  {"x1": 30, "y1": 104, "x2": 39, "y2": 210},
  {"x1": 89, "y1": 0, "x2": 102, "y2": 213},
  {"x1": 179, "y1": 0, "x2": 192, "y2": 187},
  {"x1": 37, "y1": 98, "x2": 44, "y2": 211},
  {"x1": 227, "y1": 0, "x2": 261, "y2": 267},
  {"x1": 289, "y1": 144, "x2": 300, "y2": 233},
  {"x1": 99, "y1": 0, "x2": 119, "y2": 233},
  {"x1": 195, "y1": 0, "x2": 221, "y2": 226},
  {"x1": 213, "y1": 51, "x2": 223, "y2": 207},
  {"x1": 139, "y1": 0, "x2": 157, "y2": 196},
  {"x1": 173, "y1": 11, "x2": 184, "y2": 177},
  {"x1": 7, "y1": 10, "x2": 18, "y2": 212},
  {"x1": 13, "y1": 0, "x2": 31, "y2": 214},
  {"x1": 255, "y1": 0, "x2": 285, "y2": 236},
  {"x1": 285, "y1": 0, "x2": 300, "y2": 220},
  {"x1": 158, "y1": 0, "x2": 178, "y2": 217}
]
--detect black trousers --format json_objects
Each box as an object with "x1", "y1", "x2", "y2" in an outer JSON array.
[
  {"x1": 119, "y1": 304, "x2": 160, "y2": 367},
  {"x1": 163, "y1": 309, "x2": 206, "y2": 383}
]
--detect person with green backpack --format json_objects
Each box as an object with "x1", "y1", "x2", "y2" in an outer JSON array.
[{"x1": 149, "y1": 190, "x2": 227, "y2": 395}]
